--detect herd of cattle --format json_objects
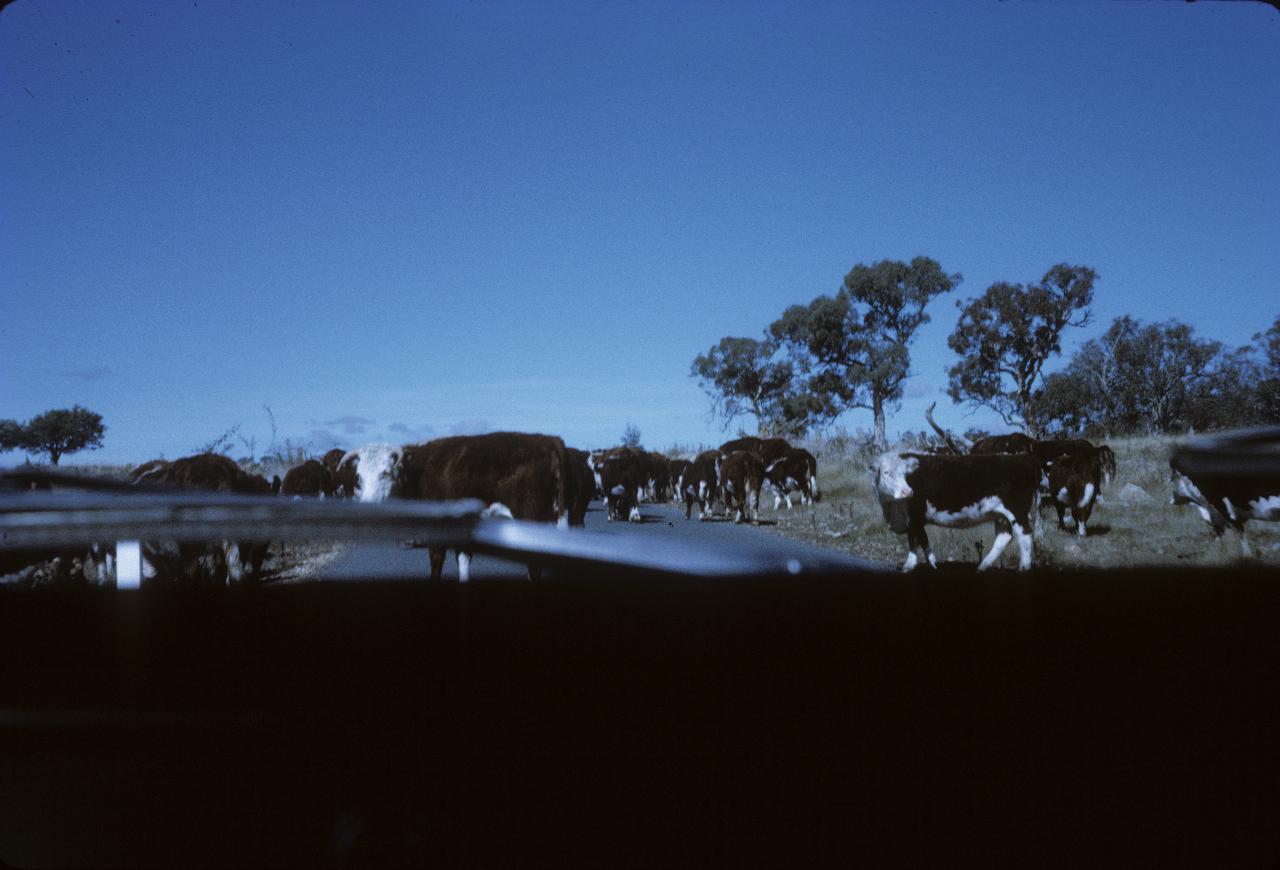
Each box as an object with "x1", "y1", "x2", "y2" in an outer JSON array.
[
  {"x1": 54, "y1": 422, "x2": 1279, "y2": 585},
  {"x1": 88, "y1": 433, "x2": 821, "y2": 584},
  {"x1": 870, "y1": 434, "x2": 1119, "y2": 573},
  {"x1": 872, "y1": 427, "x2": 1280, "y2": 572}
]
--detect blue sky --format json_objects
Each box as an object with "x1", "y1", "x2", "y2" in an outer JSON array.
[{"x1": 2, "y1": 1, "x2": 1277, "y2": 464}]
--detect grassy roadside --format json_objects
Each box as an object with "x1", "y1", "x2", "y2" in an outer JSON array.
[{"x1": 755, "y1": 434, "x2": 1280, "y2": 571}]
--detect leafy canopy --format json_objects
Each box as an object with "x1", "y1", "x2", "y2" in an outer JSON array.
[
  {"x1": 11, "y1": 405, "x2": 107, "y2": 465},
  {"x1": 770, "y1": 256, "x2": 960, "y2": 447},
  {"x1": 947, "y1": 263, "x2": 1096, "y2": 433}
]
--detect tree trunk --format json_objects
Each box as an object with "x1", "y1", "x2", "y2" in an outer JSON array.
[{"x1": 873, "y1": 397, "x2": 887, "y2": 451}]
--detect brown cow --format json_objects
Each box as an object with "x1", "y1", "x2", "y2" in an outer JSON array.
[
  {"x1": 679, "y1": 450, "x2": 722, "y2": 521},
  {"x1": 104, "y1": 453, "x2": 279, "y2": 585},
  {"x1": 394, "y1": 432, "x2": 569, "y2": 581},
  {"x1": 321, "y1": 448, "x2": 356, "y2": 498},
  {"x1": 720, "y1": 450, "x2": 765, "y2": 524},
  {"x1": 281, "y1": 459, "x2": 335, "y2": 498},
  {"x1": 719, "y1": 436, "x2": 792, "y2": 466}
]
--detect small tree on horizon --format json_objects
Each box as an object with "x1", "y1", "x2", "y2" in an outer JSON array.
[
  {"x1": 620, "y1": 423, "x2": 643, "y2": 449},
  {"x1": 14, "y1": 405, "x2": 107, "y2": 465}
]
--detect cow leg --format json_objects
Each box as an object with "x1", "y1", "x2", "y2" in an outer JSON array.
[
  {"x1": 685, "y1": 493, "x2": 693, "y2": 520},
  {"x1": 428, "y1": 547, "x2": 447, "y2": 581},
  {"x1": 457, "y1": 551, "x2": 471, "y2": 583},
  {"x1": 1053, "y1": 497, "x2": 1068, "y2": 530},
  {"x1": 1012, "y1": 520, "x2": 1034, "y2": 571},
  {"x1": 903, "y1": 525, "x2": 926, "y2": 572},
  {"x1": 977, "y1": 519, "x2": 1014, "y2": 571},
  {"x1": 921, "y1": 527, "x2": 938, "y2": 569}
]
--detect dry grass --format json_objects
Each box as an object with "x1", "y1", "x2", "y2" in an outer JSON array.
[{"x1": 758, "y1": 434, "x2": 1280, "y2": 571}]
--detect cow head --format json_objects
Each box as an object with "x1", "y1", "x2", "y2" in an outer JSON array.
[
  {"x1": 342, "y1": 443, "x2": 404, "y2": 503},
  {"x1": 869, "y1": 453, "x2": 916, "y2": 502},
  {"x1": 870, "y1": 453, "x2": 917, "y2": 533}
]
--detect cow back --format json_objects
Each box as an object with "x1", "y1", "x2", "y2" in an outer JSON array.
[
  {"x1": 970, "y1": 433, "x2": 1036, "y2": 455},
  {"x1": 400, "y1": 432, "x2": 569, "y2": 524}
]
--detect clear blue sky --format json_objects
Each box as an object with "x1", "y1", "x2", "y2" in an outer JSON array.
[{"x1": 2, "y1": 1, "x2": 1277, "y2": 464}]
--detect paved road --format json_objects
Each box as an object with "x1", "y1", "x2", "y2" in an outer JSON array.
[{"x1": 316, "y1": 499, "x2": 870, "y2": 581}]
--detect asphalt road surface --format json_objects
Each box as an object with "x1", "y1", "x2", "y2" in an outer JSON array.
[{"x1": 316, "y1": 499, "x2": 863, "y2": 581}]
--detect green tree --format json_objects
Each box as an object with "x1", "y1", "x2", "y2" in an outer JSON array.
[
  {"x1": 1253, "y1": 315, "x2": 1280, "y2": 423},
  {"x1": 691, "y1": 337, "x2": 793, "y2": 432},
  {"x1": 18, "y1": 405, "x2": 106, "y2": 465},
  {"x1": 690, "y1": 337, "x2": 832, "y2": 437},
  {"x1": 0, "y1": 419, "x2": 25, "y2": 453},
  {"x1": 947, "y1": 264, "x2": 1096, "y2": 434},
  {"x1": 1029, "y1": 315, "x2": 1262, "y2": 436},
  {"x1": 1257, "y1": 315, "x2": 1280, "y2": 373},
  {"x1": 771, "y1": 257, "x2": 960, "y2": 450}
]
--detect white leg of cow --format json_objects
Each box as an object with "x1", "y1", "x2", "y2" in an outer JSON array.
[
  {"x1": 457, "y1": 552, "x2": 471, "y2": 583},
  {"x1": 1240, "y1": 531, "x2": 1253, "y2": 559},
  {"x1": 901, "y1": 549, "x2": 919, "y2": 572},
  {"x1": 224, "y1": 542, "x2": 243, "y2": 584},
  {"x1": 1014, "y1": 523, "x2": 1034, "y2": 571},
  {"x1": 926, "y1": 547, "x2": 938, "y2": 569},
  {"x1": 773, "y1": 492, "x2": 783, "y2": 511},
  {"x1": 1077, "y1": 519, "x2": 1086, "y2": 538},
  {"x1": 977, "y1": 531, "x2": 1013, "y2": 572},
  {"x1": 628, "y1": 505, "x2": 641, "y2": 523},
  {"x1": 785, "y1": 493, "x2": 793, "y2": 510}
]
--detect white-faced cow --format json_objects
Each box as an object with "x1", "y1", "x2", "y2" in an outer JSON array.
[
  {"x1": 870, "y1": 451, "x2": 1043, "y2": 572},
  {"x1": 394, "y1": 432, "x2": 569, "y2": 581},
  {"x1": 719, "y1": 450, "x2": 765, "y2": 524},
  {"x1": 280, "y1": 459, "x2": 336, "y2": 498},
  {"x1": 338, "y1": 443, "x2": 403, "y2": 504},
  {"x1": 1170, "y1": 454, "x2": 1280, "y2": 558},
  {"x1": 763, "y1": 448, "x2": 816, "y2": 510},
  {"x1": 679, "y1": 450, "x2": 721, "y2": 521}
]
